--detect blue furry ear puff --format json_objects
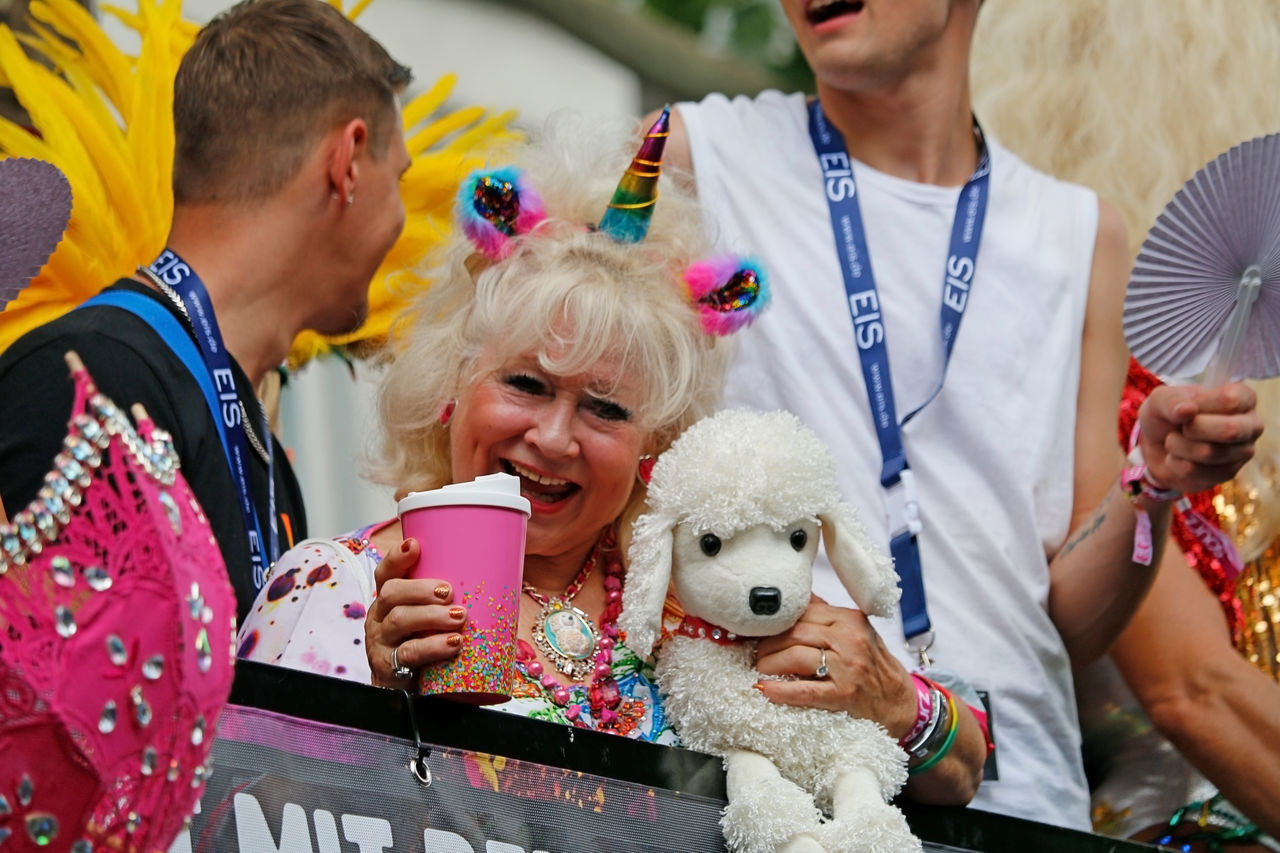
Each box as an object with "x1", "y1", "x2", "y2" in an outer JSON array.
[
  {"x1": 683, "y1": 255, "x2": 771, "y2": 336},
  {"x1": 457, "y1": 166, "x2": 547, "y2": 261}
]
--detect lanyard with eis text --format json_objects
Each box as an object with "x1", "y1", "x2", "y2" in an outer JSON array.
[
  {"x1": 807, "y1": 101, "x2": 991, "y2": 666},
  {"x1": 147, "y1": 249, "x2": 279, "y2": 590}
]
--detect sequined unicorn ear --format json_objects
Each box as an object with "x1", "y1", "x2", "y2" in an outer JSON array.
[
  {"x1": 683, "y1": 255, "x2": 771, "y2": 336},
  {"x1": 457, "y1": 166, "x2": 547, "y2": 261}
]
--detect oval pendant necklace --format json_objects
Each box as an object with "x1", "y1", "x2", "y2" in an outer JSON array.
[{"x1": 523, "y1": 546, "x2": 600, "y2": 681}]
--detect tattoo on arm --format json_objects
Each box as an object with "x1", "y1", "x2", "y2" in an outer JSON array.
[{"x1": 1059, "y1": 510, "x2": 1106, "y2": 559}]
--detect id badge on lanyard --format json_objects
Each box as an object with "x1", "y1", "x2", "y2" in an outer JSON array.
[
  {"x1": 147, "y1": 249, "x2": 279, "y2": 589},
  {"x1": 807, "y1": 101, "x2": 991, "y2": 666}
]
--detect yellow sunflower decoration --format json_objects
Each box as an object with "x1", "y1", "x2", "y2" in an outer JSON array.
[{"x1": 0, "y1": 0, "x2": 516, "y2": 368}]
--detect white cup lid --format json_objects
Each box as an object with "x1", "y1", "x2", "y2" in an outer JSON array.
[{"x1": 397, "y1": 472, "x2": 531, "y2": 516}]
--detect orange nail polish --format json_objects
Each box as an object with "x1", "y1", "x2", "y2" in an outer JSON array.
[
  {"x1": 446, "y1": 633, "x2": 463, "y2": 648},
  {"x1": 434, "y1": 584, "x2": 451, "y2": 600},
  {"x1": 449, "y1": 606, "x2": 466, "y2": 620}
]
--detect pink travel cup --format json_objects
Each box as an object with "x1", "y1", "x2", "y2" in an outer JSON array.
[{"x1": 397, "y1": 473, "x2": 531, "y2": 704}]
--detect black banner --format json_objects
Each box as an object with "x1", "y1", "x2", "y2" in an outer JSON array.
[
  {"x1": 172, "y1": 663, "x2": 1157, "y2": 853},
  {"x1": 172, "y1": 704, "x2": 730, "y2": 853}
]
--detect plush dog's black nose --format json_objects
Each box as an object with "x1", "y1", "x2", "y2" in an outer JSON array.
[{"x1": 749, "y1": 587, "x2": 781, "y2": 615}]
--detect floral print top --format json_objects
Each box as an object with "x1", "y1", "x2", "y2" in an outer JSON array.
[{"x1": 236, "y1": 522, "x2": 677, "y2": 744}]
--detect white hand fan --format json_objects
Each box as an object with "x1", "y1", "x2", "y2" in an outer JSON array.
[{"x1": 1123, "y1": 133, "x2": 1280, "y2": 385}]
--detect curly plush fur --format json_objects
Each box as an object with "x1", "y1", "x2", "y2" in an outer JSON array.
[{"x1": 620, "y1": 409, "x2": 920, "y2": 853}]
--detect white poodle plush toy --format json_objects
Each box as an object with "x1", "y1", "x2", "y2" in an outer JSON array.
[{"x1": 619, "y1": 408, "x2": 921, "y2": 853}]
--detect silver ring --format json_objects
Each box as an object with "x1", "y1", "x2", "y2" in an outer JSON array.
[
  {"x1": 815, "y1": 648, "x2": 830, "y2": 679},
  {"x1": 391, "y1": 644, "x2": 414, "y2": 680}
]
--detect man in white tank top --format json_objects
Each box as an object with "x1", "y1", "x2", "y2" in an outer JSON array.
[{"x1": 654, "y1": 0, "x2": 1264, "y2": 832}]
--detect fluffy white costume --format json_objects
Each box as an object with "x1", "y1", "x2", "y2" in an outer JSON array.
[{"x1": 620, "y1": 409, "x2": 920, "y2": 853}]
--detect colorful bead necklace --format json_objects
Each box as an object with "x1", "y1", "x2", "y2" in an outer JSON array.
[{"x1": 516, "y1": 527, "x2": 628, "y2": 730}]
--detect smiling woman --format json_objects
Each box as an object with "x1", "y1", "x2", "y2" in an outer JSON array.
[
  {"x1": 235, "y1": 111, "x2": 768, "y2": 741},
  {"x1": 448, "y1": 351, "x2": 647, "y2": 571}
]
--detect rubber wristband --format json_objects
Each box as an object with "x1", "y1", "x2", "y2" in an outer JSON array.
[
  {"x1": 909, "y1": 690, "x2": 958, "y2": 776},
  {"x1": 905, "y1": 684, "x2": 950, "y2": 762},
  {"x1": 899, "y1": 673, "x2": 934, "y2": 747},
  {"x1": 901, "y1": 686, "x2": 944, "y2": 759},
  {"x1": 903, "y1": 675, "x2": 946, "y2": 755}
]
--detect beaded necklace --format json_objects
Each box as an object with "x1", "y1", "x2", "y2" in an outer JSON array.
[{"x1": 515, "y1": 527, "x2": 629, "y2": 731}]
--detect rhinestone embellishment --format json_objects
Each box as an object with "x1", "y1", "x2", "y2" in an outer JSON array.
[
  {"x1": 17, "y1": 775, "x2": 32, "y2": 806},
  {"x1": 142, "y1": 655, "x2": 164, "y2": 680},
  {"x1": 187, "y1": 583, "x2": 203, "y2": 620},
  {"x1": 83, "y1": 565, "x2": 111, "y2": 592},
  {"x1": 107, "y1": 635, "x2": 128, "y2": 667},
  {"x1": 51, "y1": 555, "x2": 75, "y2": 588},
  {"x1": 54, "y1": 605, "x2": 76, "y2": 638},
  {"x1": 158, "y1": 491, "x2": 182, "y2": 534},
  {"x1": 99, "y1": 700, "x2": 118, "y2": 734},
  {"x1": 25, "y1": 813, "x2": 59, "y2": 845},
  {"x1": 130, "y1": 686, "x2": 152, "y2": 727},
  {"x1": 196, "y1": 629, "x2": 212, "y2": 673}
]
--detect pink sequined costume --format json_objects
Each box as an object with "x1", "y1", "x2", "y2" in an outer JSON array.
[{"x1": 0, "y1": 357, "x2": 235, "y2": 852}]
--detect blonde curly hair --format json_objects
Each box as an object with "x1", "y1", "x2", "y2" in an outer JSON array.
[
  {"x1": 367, "y1": 113, "x2": 733, "y2": 506},
  {"x1": 972, "y1": 0, "x2": 1280, "y2": 559}
]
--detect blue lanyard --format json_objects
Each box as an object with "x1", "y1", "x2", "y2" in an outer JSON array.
[
  {"x1": 807, "y1": 101, "x2": 990, "y2": 652},
  {"x1": 147, "y1": 249, "x2": 278, "y2": 589}
]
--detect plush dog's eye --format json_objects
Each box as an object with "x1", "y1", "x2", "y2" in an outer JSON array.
[
  {"x1": 699, "y1": 533, "x2": 722, "y2": 556},
  {"x1": 789, "y1": 529, "x2": 808, "y2": 551}
]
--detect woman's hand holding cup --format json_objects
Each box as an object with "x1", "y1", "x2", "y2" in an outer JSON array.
[{"x1": 365, "y1": 537, "x2": 468, "y2": 687}]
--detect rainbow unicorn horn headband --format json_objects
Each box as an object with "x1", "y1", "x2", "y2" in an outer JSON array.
[
  {"x1": 597, "y1": 106, "x2": 669, "y2": 243},
  {"x1": 456, "y1": 108, "x2": 770, "y2": 336}
]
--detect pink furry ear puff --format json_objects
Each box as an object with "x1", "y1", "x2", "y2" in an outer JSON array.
[
  {"x1": 683, "y1": 255, "x2": 771, "y2": 336},
  {"x1": 457, "y1": 166, "x2": 547, "y2": 261}
]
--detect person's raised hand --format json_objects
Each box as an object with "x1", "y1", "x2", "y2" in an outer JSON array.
[
  {"x1": 1138, "y1": 382, "x2": 1263, "y2": 494},
  {"x1": 754, "y1": 595, "x2": 917, "y2": 740},
  {"x1": 364, "y1": 537, "x2": 468, "y2": 687}
]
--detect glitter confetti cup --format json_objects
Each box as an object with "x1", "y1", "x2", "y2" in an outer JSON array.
[{"x1": 397, "y1": 474, "x2": 530, "y2": 704}]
